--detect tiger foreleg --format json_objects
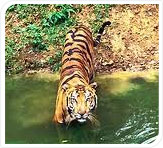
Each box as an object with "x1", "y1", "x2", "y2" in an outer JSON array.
[{"x1": 53, "y1": 91, "x2": 65, "y2": 124}]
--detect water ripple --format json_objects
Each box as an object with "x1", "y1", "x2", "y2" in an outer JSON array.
[{"x1": 115, "y1": 109, "x2": 158, "y2": 144}]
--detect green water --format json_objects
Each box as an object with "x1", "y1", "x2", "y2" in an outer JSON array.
[{"x1": 5, "y1": 71, "x2": 159, "y2": 144}]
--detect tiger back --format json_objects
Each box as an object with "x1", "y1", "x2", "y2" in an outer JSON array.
[{"x1": 61, "y1": 25, "x2": 95, "y2": 84}]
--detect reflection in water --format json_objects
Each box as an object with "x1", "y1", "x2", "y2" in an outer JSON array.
[{"x1": 5, "y1": 71, "x2": 158, "y2": 144}]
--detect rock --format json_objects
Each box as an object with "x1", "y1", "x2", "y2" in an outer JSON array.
[{"x1": 102, "y1": 60, "x2": 114, "y2": 66}]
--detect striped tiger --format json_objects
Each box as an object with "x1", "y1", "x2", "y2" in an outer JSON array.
[{"x1": 53, "y1": 21, "x2": 111, "y2": 124}]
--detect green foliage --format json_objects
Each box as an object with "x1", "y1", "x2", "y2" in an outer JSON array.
[
  {"x1": 5, "y1": 37, "x2": 23, "y2": 74},
  {"x1": 5, "y1": 4, "x2": 113, "y2": 75},
  {"x1": 6, "y1": 4, "x2": 47, "y2": 20},
  {"x1": 26, "y1": 24, "x2": 47, "y2": 52},
  {"x1": 42, "y1": 4, "x2": 77, "y2": 46},
  {"x1": 94, "y1": 4, "x2": 114, "y2": 21},
  {"x1": 45, "y1": 5, "x2": 76, "y2": 26},
  {"x1": 5, "y1": 38, "x2": 15, "y2": 73},
  {"x1": 48, "y1": 50, "x2": 63, "y2": 72},
  {"x1": 6, "y1": 4, "x2": 78, "y2": 74}
]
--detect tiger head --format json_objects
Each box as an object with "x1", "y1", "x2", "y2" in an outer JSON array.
[{"x1": 62, "y1": 82, "x2": 97, "y2": 123}]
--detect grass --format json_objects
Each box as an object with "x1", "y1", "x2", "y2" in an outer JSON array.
[{"x1": 5, "y1": 4, "x2": 113, "y2": 75}]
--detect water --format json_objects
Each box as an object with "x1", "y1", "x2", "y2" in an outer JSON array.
[{"x1": 5, "y1": 71, "x2": 159, "y2": 144}]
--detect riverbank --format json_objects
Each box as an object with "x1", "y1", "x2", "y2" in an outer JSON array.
[{"x1": 5, "y1": 4, "x2": 158, "y2": 75}]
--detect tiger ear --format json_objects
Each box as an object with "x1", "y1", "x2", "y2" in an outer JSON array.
[
  {"x1": 90, "y1": 82, "x2": 97, "y2": 89},
  {"x1": 62, "y1": 84, "x2": 69, "y2": 91}
]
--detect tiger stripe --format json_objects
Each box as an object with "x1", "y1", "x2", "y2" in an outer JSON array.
[
  {"x1": 61, "y1": 26, "x2": 95, "y2": 85},
  {"x1": 53, "y1": 21, "x2": 111, "y2": 124},
  {"x1": 63, "y1": 48, "x2": 92, "y2": 68}
]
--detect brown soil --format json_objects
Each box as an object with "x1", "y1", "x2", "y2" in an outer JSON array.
[{"x1": 94, "y1": 4, "x2": 159, "y2": 74}]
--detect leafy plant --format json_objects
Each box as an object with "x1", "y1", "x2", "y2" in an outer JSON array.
[
  {"x1": 42, "y1": 5, "x2": 77, "y2": 46},
  {"x1": 53, "y1": 62, "x2": 62, "y2": 72},
  {"x1": 48, "y1": 50, "x2": 63, "y2": 72},
  {"x1": 26, "y1": 24, "x2": 47, "y2": 52},
  {"x1": 5, "y1": 38, "x2": 22, "y2": 74},
  {"x1": 5, "y1": 39, "x2": 15, "y2": 74}
]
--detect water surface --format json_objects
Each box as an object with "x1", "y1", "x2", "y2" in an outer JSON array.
[{"x1": 5, "y1": 71, "x2": 159, "y2": 144}]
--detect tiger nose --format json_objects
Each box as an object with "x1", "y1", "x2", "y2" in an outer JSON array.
[
  {"x1": 78, "y1": 112, "x2": 88, "y2": 119},
  {"x1": 79, "y1": 110, "x2": 86, "y2": 116},
  {"x1": 79, "y1": 107, "x2": 86, "y2": 115},
  {"x1": 79, "y1": 112, "x2": 86, "y2": 116}
]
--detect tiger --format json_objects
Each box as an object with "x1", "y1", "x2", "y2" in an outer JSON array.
[{"x1": 53, "y1": 21, "x2": 111, "y2": 124}]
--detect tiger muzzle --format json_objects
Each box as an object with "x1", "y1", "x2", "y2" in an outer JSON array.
[{"x1": 75, "y1": 113, "x2": 88, "y2": 123}]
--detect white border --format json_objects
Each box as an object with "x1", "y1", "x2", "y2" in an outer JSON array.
[{"x1": 0, "y1": 0, "x2": 162, "y2": 148}]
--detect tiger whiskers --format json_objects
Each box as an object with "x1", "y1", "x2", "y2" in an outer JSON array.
[
  {"x1": 88, "y1": 113, "x2": 100, "y2": 127},
  {"x1": 66, "y1": 120, "x2": 72, "y2": 129},
  {"x1": 65, "y1": 115, "x2": 75, "y2": 129}
]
